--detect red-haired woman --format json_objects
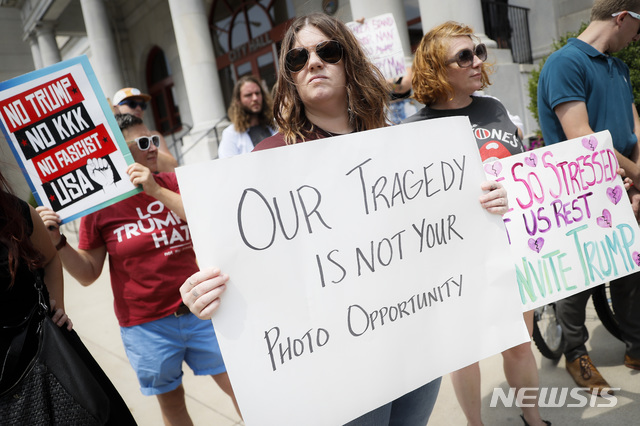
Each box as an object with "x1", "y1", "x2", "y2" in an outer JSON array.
[{"x1": 404, "y1": 21, "x2": 549, "y2": 426}]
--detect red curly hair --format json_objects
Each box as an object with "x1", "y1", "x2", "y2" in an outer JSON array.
[{"x1": 412, "y1": 21, "x2": 492, "y2": 106}]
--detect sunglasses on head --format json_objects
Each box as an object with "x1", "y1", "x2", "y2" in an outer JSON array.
[
  {"x1": 447, "y1": 43, "x2": 488, "y2": 68},
  {"x1": 612, "y1": 11, "x2": 640, "y2": 34},
  {"x1": 285, "y1": 40, "x2": 344, "y2": 73},
  {"x1": 129, "y1": 135, "x2": 160, "y2": 151},
  {"x1": 119, "y1": 99, "x2": 148, "y2": 110}
]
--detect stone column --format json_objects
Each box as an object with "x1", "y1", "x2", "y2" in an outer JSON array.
[
  {"x1": 168, "y1": 0, "x2": 226, "y2": 163},
  {"x1": 79, "y1": 0, "x2": 125, "y2": 101},
  {"x1": 36, "y1": 22, "x2": 62, "y2": 67},
  {"x1": 418, "y1": 0, "x2": 496, "y2": 47},
  {"x1": 349, "y1": 0, "x2": 411, "y2": 59},
  {"x1": 28, "y1": 35, "x2": 43, "y2": 70}
]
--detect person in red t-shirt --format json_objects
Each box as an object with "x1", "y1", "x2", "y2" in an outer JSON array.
[
  {"x1": 37, "y1": 114, "x2": 240, "y2": 423},
  {"x1": 405, "y1": 21, "x2": 547, "y2": 426}
]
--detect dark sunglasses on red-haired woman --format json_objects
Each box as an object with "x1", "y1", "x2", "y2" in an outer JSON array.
[{"x1": 447, "y1": 43, "x2": 488, "y2": 68}]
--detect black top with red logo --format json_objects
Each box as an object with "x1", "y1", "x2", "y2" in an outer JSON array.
[{"x1": 403, "y1": 95, "x2": 525, "y2": 162}]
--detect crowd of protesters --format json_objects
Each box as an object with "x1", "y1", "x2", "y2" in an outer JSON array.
[{"x1": 3, "y1": 1, "x2": 640, "y2": 424}]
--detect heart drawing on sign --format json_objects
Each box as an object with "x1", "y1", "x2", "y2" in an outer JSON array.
[
  {"x1": 524, "y1": 153, "x2": 538, "y2": 167},
  {"x1": 606, "y1": 186, "x2": 623, "y2": 205},
  {"x1": 633, "y1": 252, "x2": 640, "y2": 267},
  {"x1": 484, "y1": 161, "x2": 502, "y2": 177},
  {"x1": 581, "y1": 135, "x2": 598, "y2": 151},
  {"x1": 596, "y1": 209, "x2": 612, "y2": 228},
  {"x1": 528, "y1": 237, "x2": 544, "y2": 253}
]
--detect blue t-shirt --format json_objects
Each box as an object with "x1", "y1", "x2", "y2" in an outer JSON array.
[{"x1": 537, "y1": 38, "x2": 637, "y2": 157}]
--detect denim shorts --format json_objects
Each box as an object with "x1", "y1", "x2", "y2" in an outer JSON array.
[{"x1": 120, "y1": 312, "x2": 227, "y2": 396}]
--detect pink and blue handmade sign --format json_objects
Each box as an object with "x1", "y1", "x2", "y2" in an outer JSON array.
[
  {"x1": 346, "y1": 13, "x2": 406, "y2": 80},
  {"x1": 485, "y1": 131, "x2": 640, "y2": 311},
  {"x1": 0, "y1": 55, "x2": 139, "y2": 224}
]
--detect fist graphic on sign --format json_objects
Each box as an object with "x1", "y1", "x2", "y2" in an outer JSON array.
[{"x1": 86, "y1": 157, "x2": 114, "y2": 188}]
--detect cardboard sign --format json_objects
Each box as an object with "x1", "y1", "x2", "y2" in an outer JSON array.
[
  {"x1": 176, "y1": 117, "x2": 528, "y2": 425},
  {"x1": 347, "y1": 13, "x2": 406, "y2": 80},
  {"x1": 0, "y1": 55, "x2": 139, "y2": 223},
  {"x1": 484, "y1": 131, "x2": 640, "y2": 311}
]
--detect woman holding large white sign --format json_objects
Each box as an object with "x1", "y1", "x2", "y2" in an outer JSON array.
[
  {"x1": 403, "y1": 21, "x2": 550, "y2": 426},
  {"x1": 181, "y1": 13, "x2": 510, "y2": 425}
]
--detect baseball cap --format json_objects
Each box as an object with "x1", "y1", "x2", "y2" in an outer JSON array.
[{"x1": 113, "y1": 87, "x2": 151, "y2": 106}]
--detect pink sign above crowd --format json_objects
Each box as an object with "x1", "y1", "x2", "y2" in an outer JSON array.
[{"x1": 347, "y1": 13, "x2": 406, "y2": 80}]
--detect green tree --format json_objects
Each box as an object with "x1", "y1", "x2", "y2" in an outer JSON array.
[{"x1": 612, "y1": 43, "x2": 640, "y2": 106}]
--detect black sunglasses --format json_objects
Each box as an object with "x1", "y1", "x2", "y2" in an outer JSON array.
[
  {"x1": 285, "y1": 40, "x2": 344, "y2": 73},
  {"x1": 119, "y1": 99, "x2": 148, "y2": 110},
  {"x1": 129, "y1": 135, "x2": 160, "y2": 151},
  {"x1": 447, "y1": 43, "x2": 488, "y2": 68}
]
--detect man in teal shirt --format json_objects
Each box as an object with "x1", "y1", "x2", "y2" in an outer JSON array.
[{"x1": 538, "y1": 0, "x2": 640, "y2": 396}]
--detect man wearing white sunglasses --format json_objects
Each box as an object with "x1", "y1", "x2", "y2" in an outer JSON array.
[
  {"x1": 537, "y1": 0, "x2": 640, "y2": 397},
  {"x1": 37, "y1": 114, "x2": 240, "y2": 423}
]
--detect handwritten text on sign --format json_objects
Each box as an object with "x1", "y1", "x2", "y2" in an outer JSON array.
[
  {"x1": 177, "y1": 117, "x2": 528, "y2": 426},
  {"x1": 0, "y1": 56, "x2": 138, "y2": 223},
  {"x1": 484, "y1": 131, "x2": 640, "y2": 311},
  {"x1": 347, "y1": 13, "x2": 406, "y2": 80}
]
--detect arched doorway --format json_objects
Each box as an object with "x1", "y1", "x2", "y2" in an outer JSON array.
[
  {"x1": 209, "y1": 0, "x2": 293, "y2": 108},
  {"x1": 146, "y1": 46, "x2": 181, "y2": 135}
]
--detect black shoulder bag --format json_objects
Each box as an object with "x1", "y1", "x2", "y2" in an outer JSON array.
[{"x1": 0, "y1": 270, "x2": 121, "y2": 424}]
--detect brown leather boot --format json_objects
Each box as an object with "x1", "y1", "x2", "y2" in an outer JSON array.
[
  {"x1": 565, "y1": 354, "x2": 614, "y2": 396},
  {"x1": 624, "y1": 354, "x2": 640, "y2": 370}
]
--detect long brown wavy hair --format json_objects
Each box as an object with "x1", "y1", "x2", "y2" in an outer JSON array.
[
  {"x1": 0, "y1": 169, "x2": 43, "y2": 287},
  {"x1": 412, "y1": 21, "x2": 492, "y2": 106},
  {"x1": 227, "y1": 75, "x2": 274, "y2": 133},
  {"x1": 273, "y1": 13, "x2": 389, "y2": 144}
]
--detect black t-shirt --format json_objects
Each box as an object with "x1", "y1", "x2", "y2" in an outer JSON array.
[
  {"x1": 403, "y1": 95, "x2": 524, "y2": 162},
  {"x1": 248, "y1": 124, "x2": 275, "y2": 147}
]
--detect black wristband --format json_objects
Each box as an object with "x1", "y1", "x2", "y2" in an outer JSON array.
[{"x1": 55, "y1": 234, "x2": 67, "y2": 251}]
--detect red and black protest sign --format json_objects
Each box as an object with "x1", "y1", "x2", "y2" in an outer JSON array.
[{"x1": 0, "y1": 73, "x2": 122, "y2": 210}]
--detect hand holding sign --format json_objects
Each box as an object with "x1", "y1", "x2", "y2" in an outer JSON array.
[
  {"x1": 479, "y1": 180, "x2": 509, "y2": 215},
  {"x1": 86, "y1": 157, "x2": 114, "y2": 188},
  {"x1": 35, "y1": 205, "x2": 62, "y2": 232},
  {"x1": 179, "y1": 267, "x2": 229, "y2": 320},
  {"x1": 127, "y1": 162, "x2": 157, "y2": 193}
]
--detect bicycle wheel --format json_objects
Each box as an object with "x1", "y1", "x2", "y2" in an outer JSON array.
[
  {"x1": 532, "y1": 303, "x2": 564, "y2": 359},
  {"x1": 592, "y1": 283, "x2": 622, "y2": 341}
]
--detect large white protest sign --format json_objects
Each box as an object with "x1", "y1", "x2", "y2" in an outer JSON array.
[
  {"x1": 347, "y1": 13, "x2": 406, "y2": 80},
  {"x1": 484, "y1": 131, "x2": 640, "y2": 311},
  {"x1": 0, "y1": 55, "x2": 139, "y2": 223},
  {"x1": 176, "y1": 117, "x2": 528, "y2": 425}
]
